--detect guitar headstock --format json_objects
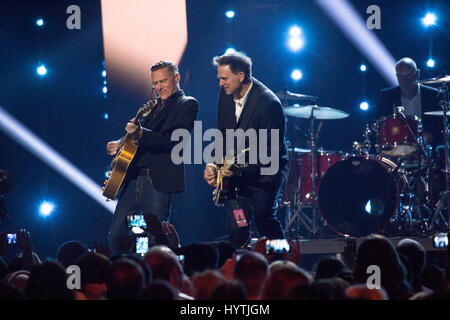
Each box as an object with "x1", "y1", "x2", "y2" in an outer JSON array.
[
  {"x1": 135, "y1": 99, "x2": 157, "y2": 120},
  {"x1": 225, "y1": 148, "x2": 250, "y2": 166}
]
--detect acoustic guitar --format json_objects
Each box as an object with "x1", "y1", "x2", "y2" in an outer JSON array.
[
  {"x1": 213, "y1": 148, "x2": 250, "y2": 206},
  {"x1": 102, "y1": 100, "x2": 157, "y2": 200}
]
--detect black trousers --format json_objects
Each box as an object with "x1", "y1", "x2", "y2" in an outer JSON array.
[
  {"x1": 108, "y1": 171, "x2": 172, "y2": 254},
  {"x1": 225, "y1": 185, "x2": 285, "y2": 249}
]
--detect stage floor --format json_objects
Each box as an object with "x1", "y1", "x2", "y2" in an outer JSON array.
[{"x1": 294, "y1": 235, "x2": 447, "y2": 255}]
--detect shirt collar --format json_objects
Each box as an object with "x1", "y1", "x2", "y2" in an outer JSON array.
[
  {"x1": 158, "y1": 89, "x2": 183, "y2": 106},
  {"x1": 402, "y1": 84, "x2": 420, "y2": 101},
  {"x1": 233, "y1": 81, "x2": 253, "y2": 106}
]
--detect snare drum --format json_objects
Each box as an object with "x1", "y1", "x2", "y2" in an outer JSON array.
[{"x1": 375, "y1": 115, "x2": 419, "y2": 157}]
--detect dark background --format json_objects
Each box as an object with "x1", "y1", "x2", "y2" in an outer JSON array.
[{"x1": 0, "y1": 0, "x2": 449, "y2": 260}]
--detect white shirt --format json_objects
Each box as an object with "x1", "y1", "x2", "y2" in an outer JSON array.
[
  {"x1": 233, "y1": 81, "x2": 253, "y2": 122},
  {"x1": 401, "y1": 84, "x2": 422, "y2": 118}
]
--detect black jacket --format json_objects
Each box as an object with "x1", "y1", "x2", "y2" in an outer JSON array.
[
  {"x1": 216, "y1": 78, "x2": 288, "y2": 191},
  {"x1": 376, "y1": 84, "x2": 442, "y2": 147},
  {"x1": 128, "y1": 89, "x2": 198, "y2": 193}
]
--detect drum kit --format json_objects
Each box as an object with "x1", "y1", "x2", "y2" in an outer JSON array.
[{"x1": 277, "y1": 74, "x2": 450, "y2": 239}]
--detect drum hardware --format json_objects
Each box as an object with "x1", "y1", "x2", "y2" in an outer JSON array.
[
  {"x1": 382, "y1": 107, "x2": 437, "y2": 235},
  {"x1": 396, "y1": 107, "x2": 430, "y2": 160},
  {"x1": 424, "y1": 77, "x2": 450, "y2": 232},
  {"x1": 353, "y1": 124, "x2": 372, "y2": 156},
  {"x1": 282, "y1": 104, "x2": 350, "y2": 238}
]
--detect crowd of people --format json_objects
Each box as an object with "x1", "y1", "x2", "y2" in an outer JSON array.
[{"x1": 0, "y1": 214, "x2": 449, "y2": 300}]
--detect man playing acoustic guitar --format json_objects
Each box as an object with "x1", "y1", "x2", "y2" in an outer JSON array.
[{"x1": 106, "y1": 61, "x2": 198, "y2": 253}]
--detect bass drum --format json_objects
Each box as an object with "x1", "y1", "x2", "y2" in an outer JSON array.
[{"x1": 318, "y1": 156, "x2": 402, "y2": 237}]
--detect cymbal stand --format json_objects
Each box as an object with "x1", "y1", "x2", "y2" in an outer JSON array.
[
  {"x1": 284, "y1": 109, "x2": 323, "y2": 237},
  {"x1": 430, "y1": 82, "x2": 450, "y2": 231},
  {"x1": 395, "y1": 109, "x2": 434, "y2": 233},
  {"x1": 308, "y1": 110, "x2": 322, "y2": 236}
]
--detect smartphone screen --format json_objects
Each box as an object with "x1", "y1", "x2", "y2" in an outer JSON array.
[
  {"x1": 127, "y1": 215, "x2": 147, "y2": 228},
  {"x1": 136, "y1": 237, "x2": 149, "y2": 256},
  {"x1": 265, "y1": 239, "x2": 290, "y2": 254},
  {"x1": 433, "y1": 235, "x2": 448, "y2": 248},
  {"x1": 7, "y1": 233, "x2": 16, "y2": 244}
]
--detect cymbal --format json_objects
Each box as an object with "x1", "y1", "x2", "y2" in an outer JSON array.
[
  {"x1": 419, "y1": 75, "x2": 450, "y2": 84},
  {"x1": 283, "y1": 105, "x2": 349, "y2": 120},
  {"x1": 424, "y1": 110, "x2": 450, "y2": 116},
  {"x1": 277, "y1": 90, "x2": 318, "y2": 102}
]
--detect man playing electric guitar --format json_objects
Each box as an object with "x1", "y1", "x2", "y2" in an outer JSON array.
[
  {"x1": 204, "y1": 52, "x2": 288, "y2": 249},
  {"x1": 106, "y1": 61, "x2": 198, "y2": 254}
]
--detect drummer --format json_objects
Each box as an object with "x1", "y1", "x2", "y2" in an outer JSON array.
[
  {"x1": 376, "y1": 57, "x2": 443, "y2": 204},
  {"x1": 377, "y1": 57, "x2": 441, "y2": 148}
]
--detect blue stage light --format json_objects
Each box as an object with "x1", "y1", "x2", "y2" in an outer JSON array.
[
  {"x1": 426, "y1": 59, "x2": 435, "y2": 68},
  {"x1": 102, "y1": 70, "x2": 107, "y2": 77},
  {"x1": 225, "y1": 10, "x2": 235, "y2": 18},
  {"x1": 36, "y1": 18, "x2": 44, "y2": 27},
  {"x1": 103, "y1": 113, "x2": 109, "y2": 120},
  {"x1": 102, "y1": 86, "x2": 108, "y2": 94},
  {"x1": 291, "y1": 69, "x2": 303, "y2": 81},
  {"x1": 360, "y1": 64, "x2": 367, "y2": 72},
  {"x1": 360, "y1": 101, "x2": 369, "y2": 111},
  {"x1": 36, "y1": 64, "x2": 47, "y2": 76},
  {"x1": 289, "y1": 26, "x2": 302, "y2": 37},
  {"x1": 288, "y1": 37, "x2": 304, "y2": 52},
  {"x1": 422, "y1": 13, "x2": 437, "y2": 27},
  {"x1": 225, "y1": 47, "x2": 236, "y2": 54},
  {"x1": 39, "y1": 201, "x2": 55, "y2": 217},
  {"x1": 287, "y1": 25, "x2": 304, "y2": 52}
]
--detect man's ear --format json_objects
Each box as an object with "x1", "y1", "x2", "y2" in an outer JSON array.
[
  {"x1": 239, "y1": 72, "x2": 245, "y2": 83},
  {"x1": 416, "y1": 69, "x2": 420, "y2": 81},
  {"x1": 175, "y1": 72, "x2": 181, "y2": 84}
]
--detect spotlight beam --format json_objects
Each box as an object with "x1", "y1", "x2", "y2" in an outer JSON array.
[
  {"x1": 315, "y1": 0, "x2": 397, "y2": 86},
  {"x1": 0, "y1": 106, "x2": 117, "y2": 213}
]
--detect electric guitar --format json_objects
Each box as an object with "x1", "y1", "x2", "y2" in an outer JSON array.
[
  {"x1": 212, "y1": 148, "x2": 250, "y2": 206},
  {"x1": 102, "y1": 100, "x2": 157, "y2": 200}
]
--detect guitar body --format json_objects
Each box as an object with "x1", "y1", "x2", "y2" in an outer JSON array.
[
  {"x1": 212, "y1": 148, "x2": 250, "y2": 206},
  {"x1": 102, "y1": 100, "x2": 156, "y2": 200},
  {"x1": 213, "y1": 176, "x2": 231, "y2": 206},
  {"x1": 102, "y1": 135, "x2": 138, "y2": 200}
]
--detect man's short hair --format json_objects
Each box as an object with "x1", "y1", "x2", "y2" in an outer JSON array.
[
  {"x1": 151, "y1": 60, "x2": 179, "y2": 75},
  {"x1": 396, "y1": 57, "x2": 417, "y2": 71},
  {"x1": 213, "y1": 51, "x2": 252, "y2": 83}
]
